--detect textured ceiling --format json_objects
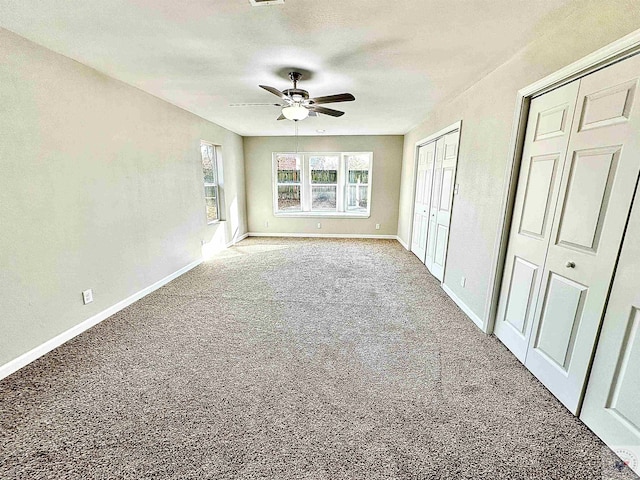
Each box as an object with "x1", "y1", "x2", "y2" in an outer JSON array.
[{"x1": 0, "y1": 0, "x2": 573, "y2": 136}]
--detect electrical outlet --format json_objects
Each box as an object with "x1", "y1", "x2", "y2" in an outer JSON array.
[
  {"x1": 82, "y1": 289, "x2": 93, "y2": 305},
  {"x1": 317, "y1": 222, "x2": 321, "y2": 229},
  {"x1": 460, "y1": 276, "x2": 466, "y2": 288},
  {"x1": 454, "y1": 183, "x2": 460, "y2": 195},
  {"x1": 375, "y1": 223, "x2": 380, "y2": 230}
]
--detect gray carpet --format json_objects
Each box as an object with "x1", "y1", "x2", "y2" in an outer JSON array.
[{"x1": 0, "y1": 238, "x2": 636, "y2": 480}]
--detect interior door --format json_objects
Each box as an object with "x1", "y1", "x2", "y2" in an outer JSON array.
[
  {"x1": 411, "y1": 141, "x2": 436, "y2": 262},
  {"x1": 580, "y1": 195, "x2": 640, "y2": 478},
  {"x1": 524, "y1": 53, "x2": 640, "y2": 414},
  {"x1": 493, "y1": 81, "x2": 580, "y2": 361},
  {"x1": 425, "y1": 138, "x2": 443, "y2": 273},
  {"x1": 427, "y1": 130, "x2": 460, "y2": 282}
]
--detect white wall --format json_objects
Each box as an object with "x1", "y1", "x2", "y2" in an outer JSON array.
[
  {"x1": 0, "y1": 29, "x2": 247, "y2": 367},
  {"x1": 244, "y1": 135, "x2": 403, "y2": 236},
  {"x1": 397, "y1": 0, "x2": 640, "y2": 328}
]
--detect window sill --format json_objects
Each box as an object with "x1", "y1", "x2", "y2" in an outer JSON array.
[{"x1": 274, "y1": 212, "x2": 370, "y2": 219}]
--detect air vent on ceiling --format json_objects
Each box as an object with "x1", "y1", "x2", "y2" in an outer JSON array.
[{"x1": 249, "y1": 0, "x2": 284, "y2": 5}]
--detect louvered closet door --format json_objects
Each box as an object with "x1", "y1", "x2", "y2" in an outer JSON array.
[
  {"x1": 524, "y1": 53, "x2": 640, "y2": 414},
  {"x1": 493, "y1": 81, "x2": 580, "y2": 362},
  {"x1": 411, "y1": 141, "x2": 436, "y2": 262}
]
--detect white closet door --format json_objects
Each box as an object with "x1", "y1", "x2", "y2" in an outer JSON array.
[
  {"x1": 580, "y1": 196, "x2": 640, "y2": 477},
  {"x1": 427, "y1": 130, "x2": 460, "y2": 282},
  {"x1": 493, "y1": 81, "x2": 579, "y2": 361},
  {"x1": 425, "y1": 137, "x2": 443, "y2": 272},
  {"x1": 525, "y1": 53, "x2": 640, "y2": 414},
  {"x1": 411, "y1": 141, "x2": 436, "y2": 262}
]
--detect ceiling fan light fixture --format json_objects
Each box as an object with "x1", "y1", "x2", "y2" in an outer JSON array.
[
  {"x1": 282, "y1": 104, "x2": 309, "y2": 121},
  {"x1": 258, "y1": 71, "x2": 354, "y2": 121}
]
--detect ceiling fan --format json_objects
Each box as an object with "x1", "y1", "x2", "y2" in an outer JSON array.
[{"x1": 232, "y1": 71, "x2": 355, "y2": 121}]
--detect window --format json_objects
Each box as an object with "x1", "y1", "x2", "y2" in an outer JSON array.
[
  {"x1": 346, "y1": 153, "x2": 370, "y2": 213},
  {"x1": 275, "y1": 154, "x2": 302, "y2": 212},
  {"x1": 201, "y1": 142, "x2": 220, "y2": 223},
  {"x1": 273, "y1": 152, "x2": 373, "y2": 216},
  {"x1": 309, "y1": 155, "x2": 339, "y2": 211}
]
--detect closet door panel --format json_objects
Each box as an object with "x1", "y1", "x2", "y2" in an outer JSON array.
[
  {"x1": 532, "y1": 273, "x2": 587, "y2": 369},
  {"x1": 426, "y1": 130, "x2": 460, "y2": 282},
  {"x1": 580, "y1": 196, "x2": 640, "y2": 478},
  {"x1": 493, "y1": 81, "x2": 580, "y2": 362},
  {"x1": 519, "y1": 155, "x2": 558, "y2": 237},
  {"x1": 411, "y1": 142, "x2": 436, "y2": 262},
  {"x1": 503, "y1": 257, "x2": 537, "y2": 335},
  {"x1": 555, "y1": 147, "x2": 620, "y2": 252},
  {"x1": 525, "y1": 53, "x2": 640, "y2": 414},
  {"x1": 425, "y1": 138, "x2": 443, "y2": 272}
]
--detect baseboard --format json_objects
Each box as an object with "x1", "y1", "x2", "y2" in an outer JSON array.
[
  {"x1": 396, "y1": 235, "x2": 409, "y2": 250},
  {"x1": 226, "y1": 232, "x2": 249, "y2": 248},
  {"x1": 247, "y1": 232, "x2": 397, "y2": 239},
  {"x1": 0, "y1": 258, "x2": 203, "y2": 382},
  {"x1": 246, "y1": 232, "x2": 408, "y2": 248},
  {"x1": 441, "y1": 284, "x2": 486, "y2": 332}
]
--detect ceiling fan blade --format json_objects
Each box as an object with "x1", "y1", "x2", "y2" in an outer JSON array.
[
  {"x1": 260, "y1": 85, "x2": 285, "y2": 99},
  {"x1": 229, "y1": 103, "x2": 281, "y2": 107},
  {"x1": 309, "y1": 93, "x2": 355, "y2": 105},
  {"x1": 277, "y1": 113, "x2": 286, "y2": 120},
  {"x1": 307, "y1": 105, "x2": 344, "y2": 117}
]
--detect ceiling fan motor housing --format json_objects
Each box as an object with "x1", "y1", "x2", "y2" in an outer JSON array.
[{"x1": 282, "y1": 88, "x2": 309, "y2": 102}]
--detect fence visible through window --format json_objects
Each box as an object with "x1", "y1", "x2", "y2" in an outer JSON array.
[{"x1": 273, "y1": 152, "x2": 372, "y2": 216}]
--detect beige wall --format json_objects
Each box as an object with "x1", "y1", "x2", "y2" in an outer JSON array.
[
  {"x1": 0, "y1": 29, "x2": 247, "y2": 367},
  {"x1": 244, "y1": 135, "x2": 403, "y2": 236},
  {"x1": 397, "y1": 0, "x2": 640, "y2": 328}
]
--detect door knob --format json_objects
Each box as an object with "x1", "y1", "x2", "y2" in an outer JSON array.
[{"x1": 565, "y1": 261, "x2": 576, "y2": 268}]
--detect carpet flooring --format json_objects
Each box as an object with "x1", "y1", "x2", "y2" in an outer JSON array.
[{"x1": 0, "y1": 238, "x2": 637, "y2": 479}]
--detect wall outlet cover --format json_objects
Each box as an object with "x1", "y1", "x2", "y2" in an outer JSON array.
[{"x1": 82, "y1": 289, "x2": 93, "y2": 304}]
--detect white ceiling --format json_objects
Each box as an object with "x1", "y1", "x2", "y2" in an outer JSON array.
[{"x1": 0, "y1": 0, "x2": 573, "y2": 136}]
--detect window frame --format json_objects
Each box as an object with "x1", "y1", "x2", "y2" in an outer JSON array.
[
  {"x1": 345, "y1": 153, "x2": 371, "y2": 213},
  {"x1": 274, "y1": 153, "x2": 303, "y2": 213},
  {"x1": 272, "y1": 151, "x2": 373, "y2": 218},
  {"x1": 308, "y1": 154, "x2": 342, "y2": 213},
  {"x1": 201, "y1": 141, "x2": 221, "y2": 224}
]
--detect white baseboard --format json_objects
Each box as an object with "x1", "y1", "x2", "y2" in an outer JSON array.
[
  {"x1": 226, "y1": 232, "x2": 249, "y2": 247},
  {"x1": 247, "y1": 232, "x2": 398, "y2": 239},
  {"x1": 246, "y1": 232, "x2": 409, "y2": 249},
  {"x1": 442, "y1": 284, "x2": 486, "y2": 332},
  {"x1": 0, "y1": 258, "x2": 203, "y2": 381},
  {"x1": 396, "y1": 235, "x2": 409, "y2": 250}
]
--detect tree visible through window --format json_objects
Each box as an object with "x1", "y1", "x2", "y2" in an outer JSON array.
[
  {"x1": 201, "y1": 142, "x2": 220, "y2": 223},
  {"x1": 273, "y1": 152, "x2": 373, "y2": 215}
]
